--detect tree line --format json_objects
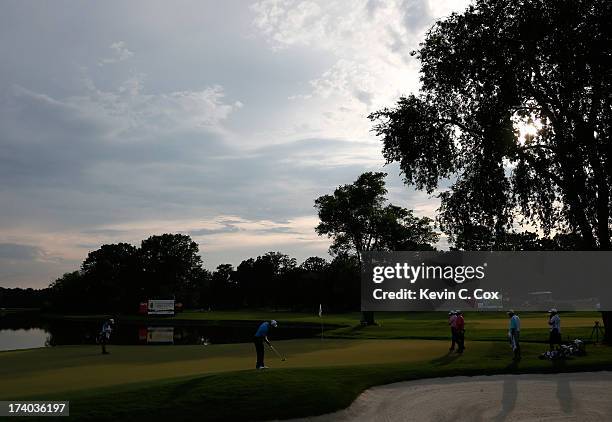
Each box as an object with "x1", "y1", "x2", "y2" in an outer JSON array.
[{"x1": 2, "y1": 240, "x2": 360, "y2": 314}]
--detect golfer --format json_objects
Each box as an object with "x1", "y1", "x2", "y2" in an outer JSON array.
[
  {"x1": 455, "y1": 310, "x2": 465, "y2": 353},
  {"x1": 448, "y1": 310, "x2": 457, "y2": 351},
  {"x1": 99, "y1": 318, "x2": 114, "y2": 355},
  {"x1": 548, "y1": 308, "x2": 562, "y2": 350},
  {"x1": 254, "y1": 320, "x2": 277, "y2": 369},
  {"x1": 507, "y1": 310, "x2": 521, "y2": 360}
]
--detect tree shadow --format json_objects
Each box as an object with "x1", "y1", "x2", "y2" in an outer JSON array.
[{"x1": 493, "y1": 378, "x2": 518, "y2": 422}]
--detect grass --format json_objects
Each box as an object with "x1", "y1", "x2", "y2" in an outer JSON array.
[
  {"x1": 0, "y1": 339, "x2": 449, "y2": 398},
  {"x1": 6, "y1": 341, "x2": 611, "y2": 421},
  {"x1": 5, "y1": 310, "x2": 610, "y2": 420}
]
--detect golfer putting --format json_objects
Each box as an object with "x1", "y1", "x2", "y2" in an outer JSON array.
[{"x1": 253, "y1": 319, "x2": 278, "y2": 369}]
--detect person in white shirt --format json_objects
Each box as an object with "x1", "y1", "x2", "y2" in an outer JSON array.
[
  {"x1": 548, "y1": 309, "x2": 561, "y2": 351},
  {"x1": 507, "y1": 310, "x2": 521, "y2": 360},
  {"x1": 99, "y1": 318, "x2": 115, "y2": 355}
]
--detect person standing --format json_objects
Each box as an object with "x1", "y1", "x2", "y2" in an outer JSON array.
[
  {"x1": 508, "y1": 310, "x2": 521, "y2": 360},
  {"x1": 548, "y1": 309, "x2": 562, "y2": 351},
  {"x1": 455, "y1": 310, "x2": 465, "y2": 353},
  {"x1": 99, "y1": 318, "x2": 114, "y2": 355},
  {"x1": 254, "y1": 320, "x2": 277, "y2": 369},
  {"x1": 448, "y1": 310, "x2": 457, "y2": 352}
]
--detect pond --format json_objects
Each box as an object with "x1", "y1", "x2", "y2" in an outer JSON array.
[
  {"x1": 0, "y1": 328, "x2": 50, "y2": 351},
  {"x1": 0, "y1": 312, "x2": 324, "y2": 351}
]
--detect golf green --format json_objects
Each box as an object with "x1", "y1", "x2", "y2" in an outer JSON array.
[{"x1": 0, "y1": 339, "x2": 460, "y2": 398}]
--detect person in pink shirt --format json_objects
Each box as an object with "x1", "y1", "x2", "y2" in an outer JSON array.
[{"x1": 455, "y1": 310, "x2": 465, "y2": 353}]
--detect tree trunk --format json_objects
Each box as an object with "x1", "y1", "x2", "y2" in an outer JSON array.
[
  {"x1": 361, "y1": 311, "x2": 376, "y2": 325},
  {"x1": 602, "y1": 311, "x2": 612, "y2": 344},
  {"x1": 357, "y1": 250, "x2": 375, "y2": 325}
]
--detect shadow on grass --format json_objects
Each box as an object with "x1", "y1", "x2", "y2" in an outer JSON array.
[
  {"x1": 429, "y1": 351, "x2": 462, "y2": 366},
  {"x1": 505, "y1": 360, "x2": 520, "y2": 372}
]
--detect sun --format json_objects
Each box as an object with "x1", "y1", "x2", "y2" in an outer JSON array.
[{"x1": 513, "y1": 114, "x2": 544, "y2": 145}]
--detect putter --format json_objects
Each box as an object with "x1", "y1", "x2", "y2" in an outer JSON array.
[{"x1": 268, "y1": 344, "x2": 286, "y2": 361}]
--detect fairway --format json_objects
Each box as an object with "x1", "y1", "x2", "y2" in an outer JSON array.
[{"x1": 0, "y1": 339, "x2": 457, "y2": 399}]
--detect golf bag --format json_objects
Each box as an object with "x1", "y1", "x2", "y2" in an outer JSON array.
[{"x1": 539, "y1": 339, "x2": 586, "y2": 360}]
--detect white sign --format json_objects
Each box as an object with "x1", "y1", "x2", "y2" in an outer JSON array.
[{"x1": 148, "y1": 299, "x2": 175, "y2": 315}]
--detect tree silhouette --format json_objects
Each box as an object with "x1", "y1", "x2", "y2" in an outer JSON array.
[
  {"x1": 140, "y1": 234, "x2": 204, "y2": 300},
  {"x1": 370, "y1": 0, "x2": 612, "y2": 340},
  {"x1": 315, "y1": 171, "x2": 438, "y2": 324}
]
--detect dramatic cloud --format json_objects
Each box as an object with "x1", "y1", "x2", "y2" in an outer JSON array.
[{"x1": 0, "y1": 0, "x2": 470, "y2": 288}]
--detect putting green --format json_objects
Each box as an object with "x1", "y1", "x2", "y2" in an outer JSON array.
[{"x1": 0, "y1": 339, "x2": 474, "y2": 399}]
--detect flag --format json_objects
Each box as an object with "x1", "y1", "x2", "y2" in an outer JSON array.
[{"x1": 318, "y1": 304, "x2": 322, "y2": 317}]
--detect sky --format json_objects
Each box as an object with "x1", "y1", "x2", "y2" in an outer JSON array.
[{"x1": 0, "y1": 0, "x2": 471, "y2": 288}]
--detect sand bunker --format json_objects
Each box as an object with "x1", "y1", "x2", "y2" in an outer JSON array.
[{"x1": 288, "y1": 371, "x2": 612, "y2": 421}]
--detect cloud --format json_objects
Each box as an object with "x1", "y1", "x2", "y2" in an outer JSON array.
[
  {"x1": 248, "y1": 0, "x2": 453, "y2": 144},
  {"x1": 0, "y1": 243, "x2": 44, "y2": 261},
  {"x1": 0, "y1": 1, "x2": 473, "y2": 287},
  {"x1": 98, "y1": 41, "x2": 134, "y2": 66},
  {"x1": 0, "y1": 77, "x2": 385, "y2": 285},
  {"x1": 0, "y1": 242, "x2": 78, "y2": 288}
]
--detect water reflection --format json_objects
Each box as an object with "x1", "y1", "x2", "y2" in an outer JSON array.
[
  {"x1": 143, "y1": 327, "x2": 174, "y2": 344},
  {"x1": 0, "y1": 312, "x2": 322, "y2": 351},
  {"x1": 0, "y1": 328, "x2": 50, "y2": 351}
]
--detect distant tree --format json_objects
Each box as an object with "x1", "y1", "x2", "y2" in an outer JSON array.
[
  {"x1": 0, "y1": 287, "x2": 49, "y2": 309},
  {"x1": 48, "y1": 271, "x2": 88, "y2": 313},
  {"x1": 255, "y1": 252, "x2": 297, "y2": 309},
  {"x1": 315, "y1": 172, "x2": 438, "y2": 260},
  {"x1": 235, "y1": 258, "x2": 257, "y2": 307},
  {"x1": 181, "y1": 268, "x2": 212, "y2": 309},
  {"x1": 140, "y1": 234, "x2": 204, "y2": 301},
  {"x1": 299, "y1": 257, "x2": 329, "y2": 273},
  {"x1": 209, "y1": 264, "x2": 237, "y2": 309},
  {"x1": 81, "y1": 243, "x2": 140, "y2": 312},
  {"x1": 326, "y1": 254, "x2": 360, "y2": 312},
  {"x1": 315, "y1": 172, "x2": 439, "y2": 323},
  {"x1": 234, "y1": 252, "x2": 297, "y2": 309},
  {"x1": 370, "y1": 0, "x2": 612, "y2": 338}
]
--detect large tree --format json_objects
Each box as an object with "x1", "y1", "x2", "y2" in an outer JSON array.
[
  {"x1": 315, "y1": 171, "x2": 439, "y2": 324},
  {"x1": 370, "y1": 0, "x2": 612, "y2": 339},
  {"x1": 140, "y1": 234, "x2": 204, "y2": 300},
  {"x1": 81, "y1": 243, "x2": 140, "y2": 312}
]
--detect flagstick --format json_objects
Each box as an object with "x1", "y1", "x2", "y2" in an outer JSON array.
[{"x1": 319, "y1": 304, "x2": 323, "y2": 341}]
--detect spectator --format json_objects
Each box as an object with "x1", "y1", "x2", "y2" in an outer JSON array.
[
  {"x1": 548, "y1": 309, "x2": 562, "y2": 351},
  {"x1": 507, "y1": 310, "x2": 521, "y2": 360},
  {"x1": 455, "y1": 310, "x2": 465, "y2": 353}
]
